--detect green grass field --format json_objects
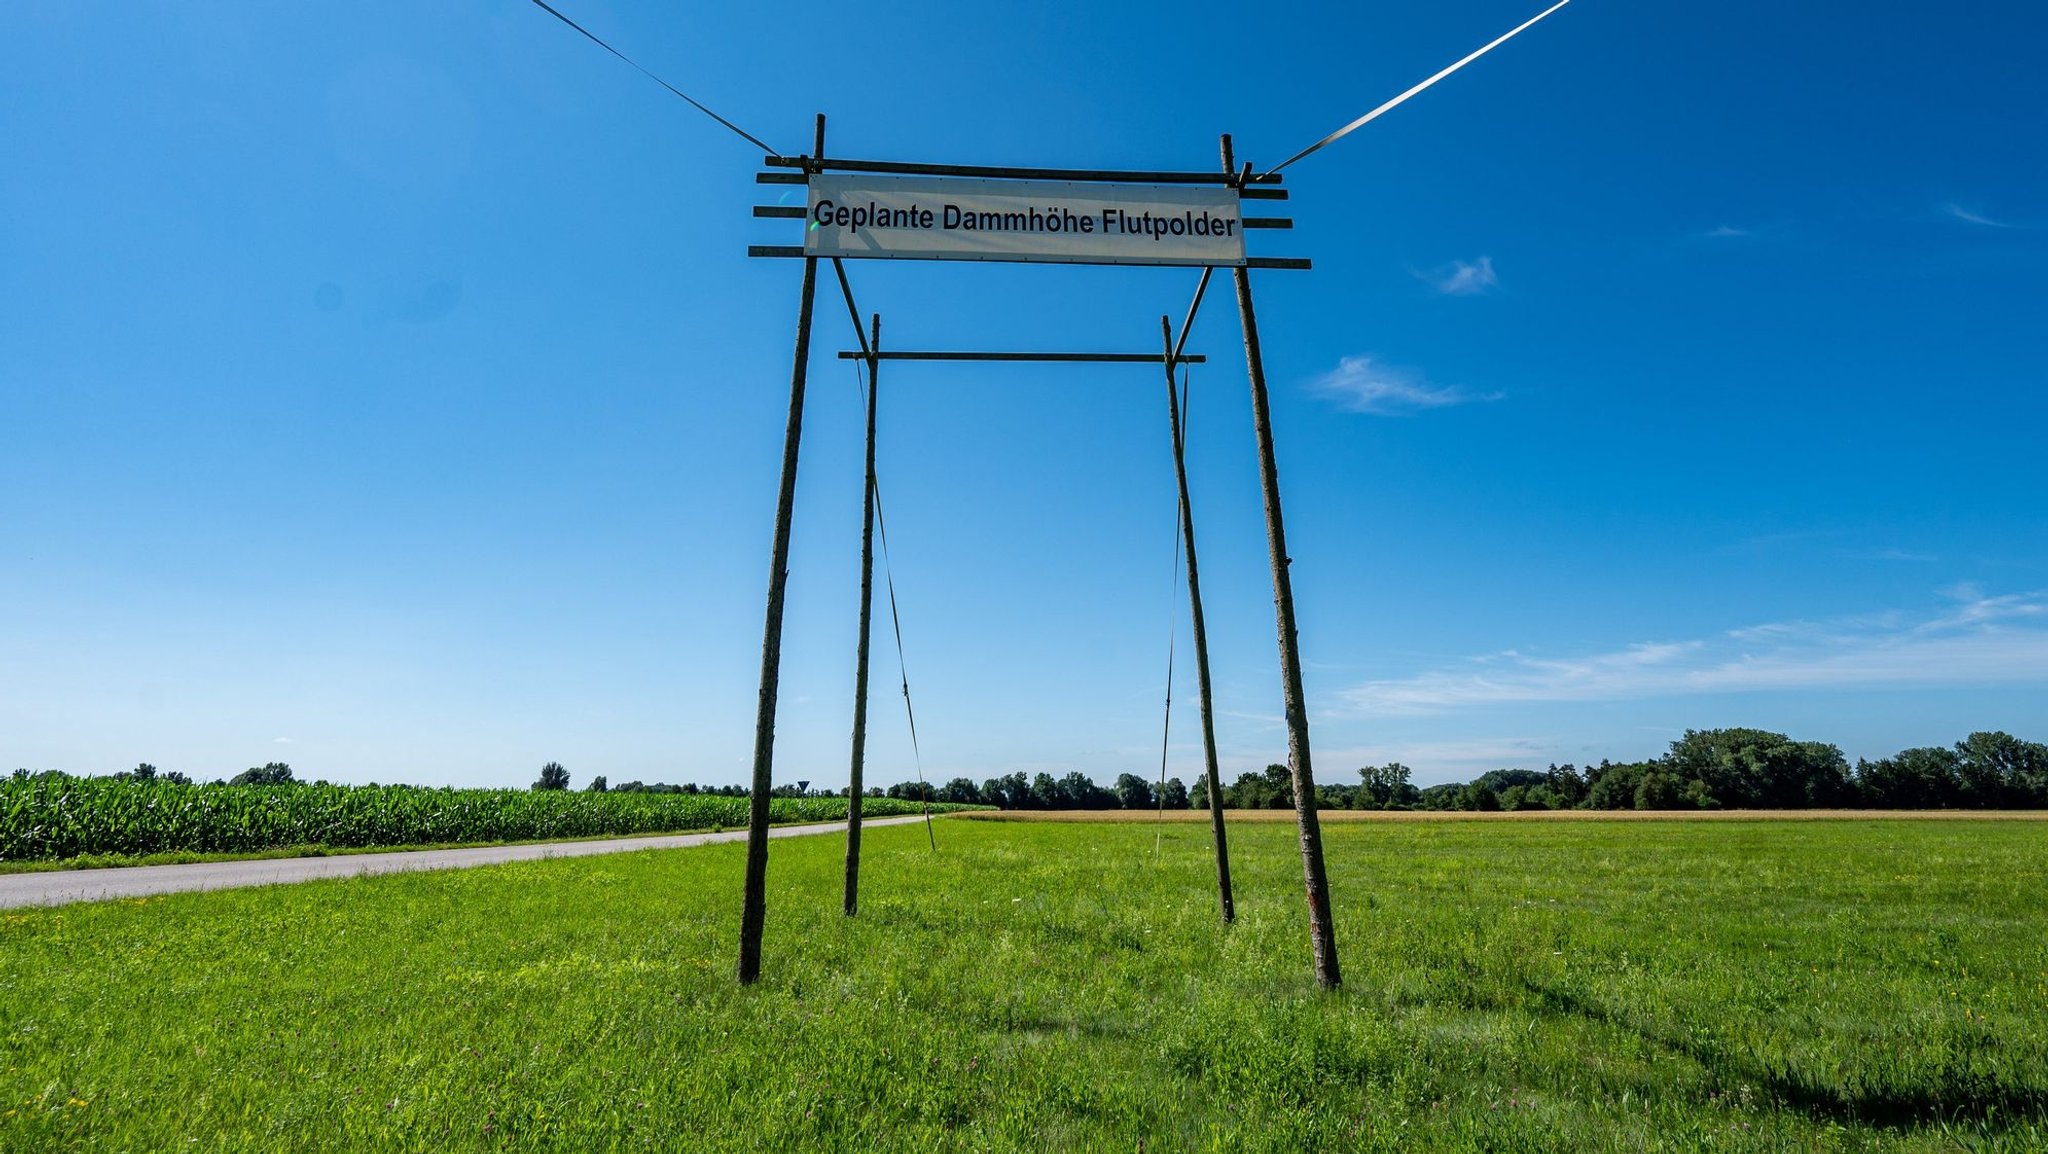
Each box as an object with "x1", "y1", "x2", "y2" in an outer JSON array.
[{"x1": 3, "y1": 816, "x2": 2045, "y2": 1151}]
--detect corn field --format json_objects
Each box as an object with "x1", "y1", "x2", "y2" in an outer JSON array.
[{"x1": 0, "y1": 776, "x2": 939, "y2": 860}]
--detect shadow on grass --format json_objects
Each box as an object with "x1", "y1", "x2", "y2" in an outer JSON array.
[{"x1": 1522, "y1": 979, "x2": 2048, "y2": 1129}]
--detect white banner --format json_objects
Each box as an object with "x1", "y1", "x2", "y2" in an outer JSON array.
[{"x1": 804, "y1": 174, "x2": 1244, "y2": 267}]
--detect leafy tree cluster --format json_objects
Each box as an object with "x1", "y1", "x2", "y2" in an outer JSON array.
[
  {"x1": 882, "y1": 728, "x2": 2047, "y2": 813},
  {"x1": 56, "y1": 728, "x2": 2046, "y2": 813},
  {"x1": 1410, "y1": 729, "x2": 2048, "y2": 812},
  {"x1": 119, "y1": 762, "x2": 193, "y2": 786},
  {"x1": 889, "y1": 772, "x2": 1186, "y2": 810}
]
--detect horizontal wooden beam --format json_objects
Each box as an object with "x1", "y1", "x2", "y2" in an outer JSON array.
[
  {"x1": 748, "y1": 247, "x2": 1310, "y2": 269},
  {"x1": 762, "y1": 155, "x2": 1280, "y2": 185},
  {"x1": 760, "y1": 173, "x2": 1294, "y2": 200},
  {"x1": 832, "y1": 351, "x2": 1206, "y2": 364}
]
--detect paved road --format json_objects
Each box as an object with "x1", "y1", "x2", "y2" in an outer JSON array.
[{"x1": 0, "y1": 814, "x2": 933, "y2": 909}]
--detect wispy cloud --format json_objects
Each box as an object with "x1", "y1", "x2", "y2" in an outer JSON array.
[
  {"x1": 1944, "y1": 203, "x2": 2014, "y2": 229},
  {"x1": 274, "y1": 736, "x2": 294, "y2": 744},
  {"x1": 1705, "y1": 225, "x2": 1751, "y2": 239},
  {"x1": 1418, "y1": 256, "x2": 1499, "y2": 296},
  {"x1": 1310, "y1": 736, "x2": 1557, "y2": 767},
  {"x1": 1335, "y1": 587, "x2": 2048, "y2": 715},
  {"x1": 1309, "y1": 356, "x2": 1501, "y2": 415}
]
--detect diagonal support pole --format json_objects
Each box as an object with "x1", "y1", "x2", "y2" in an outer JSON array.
[
  {"x1": 844, "y1": 313, "x2": 880, "y2": 917},
  {"x1": 1160, "y1": 315, "x2": 1236, "y2": 926},
  {"x1": 1222, "y1": 133, "x2": 1341, "y2": 989},
  {"x1": 738, "y1": 113, "x2": 826, "y2": 985}
]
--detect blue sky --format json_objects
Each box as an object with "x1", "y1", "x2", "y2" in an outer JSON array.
[{"x1": 4, "y1": 1, "x2": 2044, "y2": 790}]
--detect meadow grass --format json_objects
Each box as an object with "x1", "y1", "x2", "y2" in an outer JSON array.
[{"x1": 2, "y1": 817, "x2": 2044, "y2": 1151}]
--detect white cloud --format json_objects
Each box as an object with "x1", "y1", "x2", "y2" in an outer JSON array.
[
  {"x1": 274, "y1": 736, "x2": 294, "y2": 744},
  {"x1": 1334, "y1": 588, "x2": 2048, "y2": 715},
  {"x1": 1417, "y1": 256, "x2": 1499, "y2": 295},
  {"x1": 1705, "y1": 225, "x2": 1751, "y2": 239},
  {"x1": 1309, "y1": 355, "x2": 1500, "y2": 415},
  {"x1": 1944, "y1": 203, "x2": 2014, "y2": 229}
]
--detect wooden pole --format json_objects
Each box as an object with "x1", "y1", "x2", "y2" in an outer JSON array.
[
  {"x1": 844, "y1": 313, "x2": 880, "y2": 917},
  {"x1": 1221, "y1": 133, "x2": 1341, "y2": 989},
  {"x1": 1160, "y1": 316, "x2": 1235, "y2": 926},
  {"x1": 738, "y1": 113, "x2": 826, "y2": 986}
]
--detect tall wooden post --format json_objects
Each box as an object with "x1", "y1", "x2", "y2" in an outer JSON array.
[
  {"x1": 1222, "y1": 133, "x2": 1341, "y2": 989},
  {"x1": 738, "y1": 114, "x2": 826, "y2": 986},
  {"x1": 844, "y1": 313, "x2": 880, "y2": 917},
  {"x1": 1160, "y1": 316, "x2": 1235, "y2": 926}
]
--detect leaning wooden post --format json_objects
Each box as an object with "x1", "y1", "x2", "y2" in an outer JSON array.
[
  {"x1": 738, "y1": 114, "x2": 826, "y2": 985},
  {"x1": 844, "y1": 313, "x2": 881, "y2": 917},
  {"x1": 1221, "y1": 133, "x2": 1341, "y2": 989},
  {"x1": 1160, "y1": 315, "x2": 1236, "y2": 926}
]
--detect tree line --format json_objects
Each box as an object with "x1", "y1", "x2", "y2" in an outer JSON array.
[
  {"x1": 29, "y1": 727, "x2": 2044, "y2": 812},
  {"x1": 887, "y1": 729, "x2": 2048, "y2": 812}
]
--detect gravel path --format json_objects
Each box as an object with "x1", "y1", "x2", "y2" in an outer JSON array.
[{"x1": 0, "y1": 814, "x2": 931, "y2": 909}]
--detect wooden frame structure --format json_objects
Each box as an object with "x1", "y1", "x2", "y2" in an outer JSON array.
[{"x1": 739, "y1": 117, "x2": 1340, "y2": 989}]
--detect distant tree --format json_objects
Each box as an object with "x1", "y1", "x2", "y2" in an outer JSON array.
[
  {"x1": 1681, "y1": 779, "x2": 1720, "y2": 809},
  {"x1": 1357, "y1": 763, "x2": 1417, "y2": 809},
  {"x1": 1457, "y1": 782, "x2": 1500, "y2": 812},
  {"x1": 887, "y1": 780, "x2": 935, "y2": 802},
  {"x1": 1857, "y1": 747, "x2": 1963, "y2": 808},
  {"x1": 1417, "y1": 782, "x2": 1463, "y2": 811},
  {"x1": 938, "y1": 777, "x2": 982, "y2": 804},
  {"x1": 533, "y1": 761, "x2": 571, "y2": 791},
  {"x1": 1188, "y1": 774, "x2": 1210, "y2": 810},
  {"x1": 162, "y1": 770, "x2": 192, "y2": 785},
  {"x1": 586, "y1": 775, "x2": 608, "y2": 793},
  {"x1": 1113, "y1": 773, "x2": 1154, "y2": 810},
  {"x1": 1030, "y1": 772, "x2": 1062, "y2": 809},
  {"x1": 987, "y1": 772, "x2": 1031, "y2": 809},
  {"x1": 1262, "y1": 763, "x2": 1294, "y2": 809},
  {"x1": 1662, "y1": 728, "x2": 1851, "y2": 808},
  {"x1": 1586, "y1": 762, "x2": 1648, "y2": 810},
  {"x1": 1225, "y1": 770, "x2": 1271, "y2": 809},
  {"x1": 1159, "y1": 777, "x2": 1190, "y2": 809},
  {"x1": 1633, "y1": 770, "x2": 1688, "y2": 810},
  {"x1": 1058, "y1": 771, "x2": 1115, "y2": 809},
  {"x1": 1954, "y1": 731, "x2": 2048, "y2": 807},
  {"x1": 1545, "y1": 763, "x2": 1589, "y2": 808},
  {"x1": 128, "y1": 762, "x2": 158, "y2": 783},
  {"x1": 1500, "y1": 785, "x2": 1550, "y2": 811},
  {"x1": 230, "y1": 762, "x2": 295, "y2": 787},
  {"x1": 1474, "y1": 769, "x2": 1547, "y2": 794}
]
